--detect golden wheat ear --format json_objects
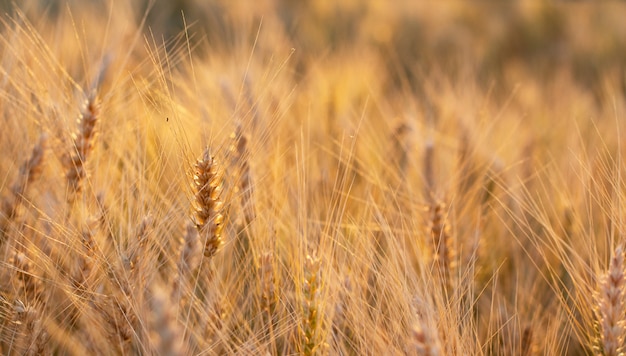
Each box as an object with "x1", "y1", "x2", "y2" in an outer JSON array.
[
  {"x1": 229, "y1": 125, "x2": 255, "y2": 225},
  {"x1": 147, "y1": 284, "x2": 185, "y2": 356},
  {"x1": 301, "y1": 253, "x2": 325, "y2": 356},
  {"x1": 172, "y1": 222, "x2": 199, "y2": 302},
  {"x1": 193, "y1": 147, "x2": 225, "y2": 259},
  {"x1": 410, "y1": 319, "x2": 441, "y2": 356},
  {"x1": 429, "y1": 200, "x2": 455, "y2": 294},
  {"x1": 596, "y1": 244, "x2": 626, "y2": 356},
  {"x1": 1, "y1": 134, "x2": 47, "y2": 227},
  {"x1": 64, "y1": 94, "x2": 100, "y2": 197},
  {"x1": 11, "y1": 299, "x2": 50, "y2": 355}
]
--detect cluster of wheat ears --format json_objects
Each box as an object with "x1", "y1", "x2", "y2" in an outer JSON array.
[{"x1": 1, "y1": 1, "x2": 626, "y2": 355}]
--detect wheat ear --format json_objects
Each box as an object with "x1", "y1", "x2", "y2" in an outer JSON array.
[
  {"x1": 2, "y1": 134, "x2": 47, "y2": 217},
  {"x1": 302, "y1": 253, "x2": 324, "y2": 356},
  {"x1": 64, "y1": 94, "x2": 99, "y2": 196},
  {"x1": 411, "y1": 319, "x2": 441, "y2": 356},
  {"x1": 429, "y1": 200, "x2": 454, "y2": 292},
  {"x1": 1, "y1": 134, "x2": 47, "y2": 245},
  {"x1": 193, "y1": 147, "x2": 224, "y2": 258},
  {"x1": 172, "y1": 222, "x2": 199, "y2": 302},
  {"x1": 13, "y1": 299, "x2": 50, "y2": 355},
  {"x1": 229, "y1": 125, "x2": 255, "y2": 225},
  {"x1": 596, "y1": 244, "x2": 626, "y2": 356},
  {"x1": 148, "y1": 285, "x2": 184, "y2": 356}
]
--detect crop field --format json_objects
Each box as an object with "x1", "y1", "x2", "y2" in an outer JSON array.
[{"x1": 1, "y1": 1, "x2": 626, "y2": 355}]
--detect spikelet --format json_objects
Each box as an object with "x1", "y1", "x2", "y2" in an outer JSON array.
[
  {"x1": 65, "y1": 94, "x2": 100, "y2": 196},
  {"x1": 595, "y1": 245, "x2": 626, "y2": 356},
  {"x1": 193, "y1": 147, "x2": 224, "y2": 258}
]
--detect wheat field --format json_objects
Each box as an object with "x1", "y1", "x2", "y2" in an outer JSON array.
[{"x1": 1, "y1": 1, "x2": 626, "y2": 355}]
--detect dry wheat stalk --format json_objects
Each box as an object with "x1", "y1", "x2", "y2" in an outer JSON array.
[
  {"x1": 596, "y1": 244, "x2": 626, "y2": 356},
  {"x1": 193, "y1": 147, "x2": 224, "y2": 258}
]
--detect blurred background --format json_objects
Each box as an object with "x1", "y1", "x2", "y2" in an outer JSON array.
[{"x1": 2, "y1": 0, "x2": 625, "y2": 107}]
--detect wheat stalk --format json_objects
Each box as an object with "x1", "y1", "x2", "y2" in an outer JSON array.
[{"x1": 301, "y1": 253, "x2": 324, "y2": 356}]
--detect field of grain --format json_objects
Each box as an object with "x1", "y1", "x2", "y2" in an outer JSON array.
[{"x1": 2, "y1": 1, "x2": 626, "y2": 355}]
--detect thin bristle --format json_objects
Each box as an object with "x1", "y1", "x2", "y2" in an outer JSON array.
[{"x1": 2, "y1": 2, "x2": 626, "y2": 355}]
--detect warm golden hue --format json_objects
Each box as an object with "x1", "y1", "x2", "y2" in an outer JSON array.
[{"x1": 1, "y1": 0, "x2": 626, "y2": 354}]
